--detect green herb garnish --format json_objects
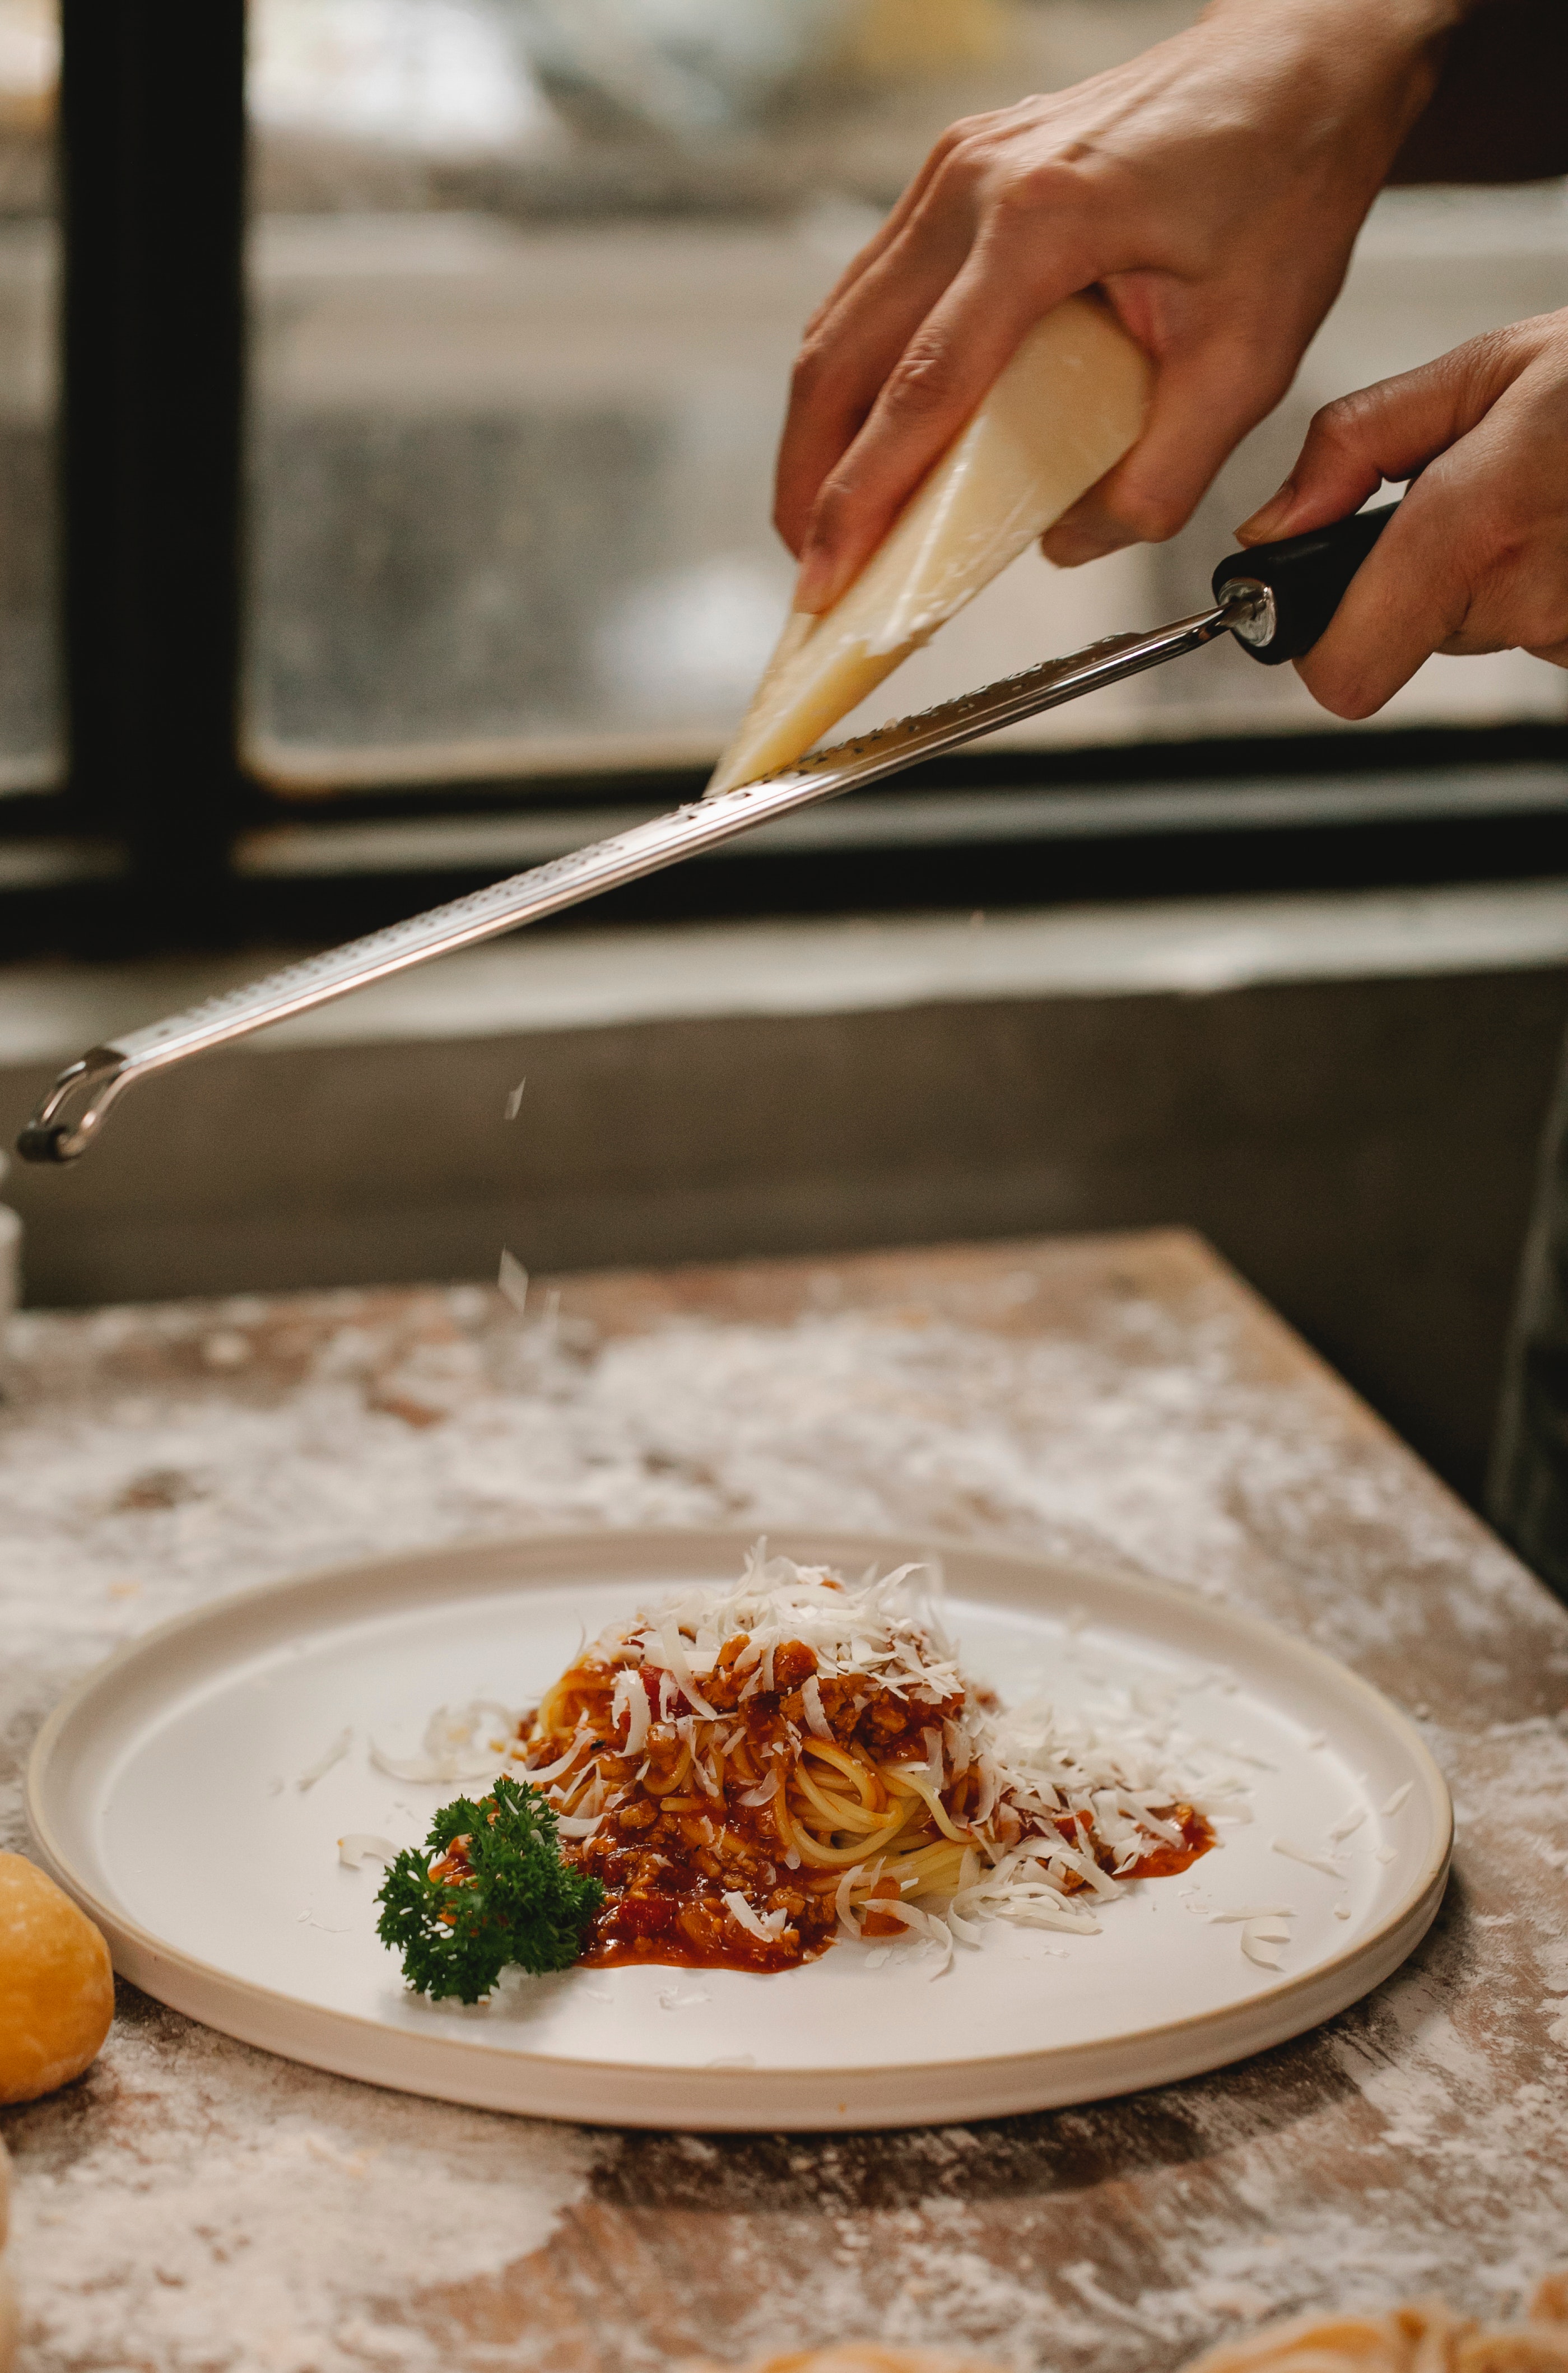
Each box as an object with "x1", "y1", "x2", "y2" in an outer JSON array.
[{"x1": 375, "y1": 1774, "x2": 604, "y2": 2003}]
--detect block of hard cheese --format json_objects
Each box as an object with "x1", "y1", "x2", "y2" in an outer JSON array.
[{"x1": 708, "y1": 292, "x2": 1150, "y2": 795}]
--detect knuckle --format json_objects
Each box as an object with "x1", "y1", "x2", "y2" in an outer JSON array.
[
  {"x1": 929, "y1": 124, "x2": 993, "y2": 192},
  {"x1": 939, "y1": 110, "x2": 994, "y2": 151},
  {"x1": 988, "y1": 155, "x2": 1086, "y2": 226},
  {"x1": 788, "y1": 338, "x2": 830, "y2": 403},
  {"x1": 881, "y1": 343, "x2": 958, "y2": 420},
  {"x1": 1462, "y1": 321, "x2": 1527, "y2": 373},
  {"x1": 1334, "y1": 681, "x2": 1386, "y2": 722},
  {"x1": 1307, "y1": 390, "x2": 1376, "y2": 453},
  {"x1": 1111, "y1": 480, "x2": 1192, "y2": 545},
  {"x1": 807, "y1": 473, "x2": 853, "y2": 538},
  {"x1": 1299, "y1": 663, "x2": 1381, "y2": 721},
  {"x1": 1132, "y1": 500, "x2": 1191, "y2": 545},
  {"x1": 1437, "y1": 327, "x2": 1519, "y2": 415}
]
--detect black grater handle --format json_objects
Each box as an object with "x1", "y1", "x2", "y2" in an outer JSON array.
[{"x1": 1213, "y1": 500, "x2": 1399, "y2": 666}]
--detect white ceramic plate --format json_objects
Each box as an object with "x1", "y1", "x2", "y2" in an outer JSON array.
[{"x1": 27, "y1": 1527, "x2": 1450, "y2": 2131}]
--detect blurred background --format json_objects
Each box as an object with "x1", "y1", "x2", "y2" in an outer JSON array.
[
  {"x1": 0, "y1": 0, "x2": 1564, "y2": 795},
  {"x1": 1, "y1": 0, "x2": 1566, "y2": 1509},
  {"x1": 238, "y1": 0, "x2": 1568, "y2": 784}
]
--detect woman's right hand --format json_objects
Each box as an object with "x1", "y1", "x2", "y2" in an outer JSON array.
[{"x1": 776, "y1": 0, "x2": 1459, "y2": 615}]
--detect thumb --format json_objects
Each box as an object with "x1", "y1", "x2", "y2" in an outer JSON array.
[{"x1": 1235, "y1": 331, "x2": 1528, "y2": 545}]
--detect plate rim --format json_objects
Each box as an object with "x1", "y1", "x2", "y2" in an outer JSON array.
[{"x1": 26, "y1": 1522, "x2": 1454, "y2": 2126}]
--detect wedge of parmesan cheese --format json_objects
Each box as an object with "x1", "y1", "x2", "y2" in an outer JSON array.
[{"x1": 707, "y1": 291, "x2": 1151, "y2": 795}]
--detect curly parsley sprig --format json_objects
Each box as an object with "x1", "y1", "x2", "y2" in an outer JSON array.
[{"x1": 375, "y1": 1774, "x2": 604, "y2": 2003}]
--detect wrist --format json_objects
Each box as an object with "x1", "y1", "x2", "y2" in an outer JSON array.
[
  {"x1": 1197, "y1": 0, "x2": 1458, "y2": 171},
  {"x1": 1201, "y1": 0, "x2": 1464, "y2": 44}
]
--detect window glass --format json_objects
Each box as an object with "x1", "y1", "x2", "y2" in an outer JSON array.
[
  {"x1": 0, "y1": 0, "x2": 59, "y2": 794},
  {"x1": 245, "y1": 1, "x2": 1568, "y2": 793}
]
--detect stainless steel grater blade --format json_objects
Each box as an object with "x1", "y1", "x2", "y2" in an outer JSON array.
[{"x1": 18, "y1": 578, "x2": 1271, "y2": 1162}]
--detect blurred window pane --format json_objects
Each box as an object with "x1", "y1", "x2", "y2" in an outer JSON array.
[
  {"x1": 244, "y1": 1, "x2": 1568, "y2": 794},
  {"x1": 0, "y1": 0, "x2": 58, "y2": 795}
]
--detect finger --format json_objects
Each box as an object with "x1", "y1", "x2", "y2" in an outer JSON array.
[
  {"x1": 773, "y1": 216, "x2": 979, "y2": 561},
  {"x1": 1041, "y1": 325, "x2": 1292, "y2": 566},
  {"x1": 1291, "y1": 477, "x2": 1470, "y2": 716},
  {"x1": 776, "y1": 120, "x2": 1011, "y2": 556},
  {"x1": 1234, "y1": 329, "x2": 1527, "y2": 544},
  {"x1": 792, "y1": 236, "x2": 1092, "y2": 611}
]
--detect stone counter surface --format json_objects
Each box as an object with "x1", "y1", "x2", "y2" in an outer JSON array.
[{"x1": 2, "y1": 1228, "x2": 1566, "y2": 2373}]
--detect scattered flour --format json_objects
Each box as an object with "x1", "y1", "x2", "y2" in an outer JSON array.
[
  {"x1": 3, "y1": 1277, "x2": 1566, "y2": 2372},
  {"x1": 6, "y1": 2002, "x2": 601, "y2": 2373}
]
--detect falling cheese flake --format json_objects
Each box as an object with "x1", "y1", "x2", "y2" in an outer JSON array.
[
  {"x1": 1383, "y1": 1781, "x2": 1413, "y2": 1816},
  {"x1": 1328, "y1": 1806, "x2": 1366, "y2": 1843},
  {"x1": 497, "y1": 1249, "x2": 529, "y2": 1317},
  {"x1": 504, "y1": 1077, "x2": 526, "y2": 1121},
  {"x1": 1209, "y1": 1905, "x2": 1295, "y2": 1924}
]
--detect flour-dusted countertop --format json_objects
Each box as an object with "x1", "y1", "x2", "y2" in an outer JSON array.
[{"x1": 2, "y1": 1227, "x2": 1566, "y2": 2372}]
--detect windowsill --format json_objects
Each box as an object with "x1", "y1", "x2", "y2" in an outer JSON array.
[{"x1": 3, "y1": 875, "x2": 1567, "y2": 1069}]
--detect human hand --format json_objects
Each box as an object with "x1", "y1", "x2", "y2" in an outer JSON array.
[
  {"x1": 1235, "y1": 309, "x2": 1568, "y2": 715},
  {"x1": 775, "y1": 0, "x2": 1454, "y2": 613}
]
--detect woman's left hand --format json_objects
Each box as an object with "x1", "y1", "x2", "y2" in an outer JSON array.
[{"x1": 1235, "y1": 308, "x2": 1568, "y2": 715}]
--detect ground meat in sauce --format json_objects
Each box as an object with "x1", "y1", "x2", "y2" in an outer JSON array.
[{"x1": 516, "y1": 1635, "x2": 1215, "y2": 1975}]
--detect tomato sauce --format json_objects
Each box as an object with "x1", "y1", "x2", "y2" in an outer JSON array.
[{"x1": 517, "y1": 1630, "x2": 1216, "y2": 1977}]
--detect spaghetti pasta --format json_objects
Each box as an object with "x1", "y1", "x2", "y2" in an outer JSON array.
[{"x1": 466, "y1": 1550, "x2": 1227, "y2": 1975}]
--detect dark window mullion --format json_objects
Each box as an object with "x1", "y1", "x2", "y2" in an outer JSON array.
[{"x1": 60, "y1": 0, "x2": 246, "y2": 935}]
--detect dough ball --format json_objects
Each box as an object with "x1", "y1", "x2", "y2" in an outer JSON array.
[{"x1": 0, "y1": 1853, "x2": 114, "y2": 2104}]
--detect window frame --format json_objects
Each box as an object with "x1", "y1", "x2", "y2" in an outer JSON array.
[{"x1": 1, "y1": 0, "x2": 1562, "y2": 960}]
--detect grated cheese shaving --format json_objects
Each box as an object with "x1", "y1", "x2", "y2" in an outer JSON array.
[
  {"x1": 337, "y1": 1834, "x2": 397, "y2": 1869},
  {"x1": 799, "y1": 1677, "x2": 833, "y2": 1739},
  {"x1": 297, "y1": 1728, "x2": 353, "y2": 1793},
  {"x1": 1273, "y1": 1837, "x2": 1344, "y2": 1879},
  {"x1": 722, "y1": 1888, "x2": 786, "y2": 1943},
  {"x1": 369, "y1": 1701, "x2": 519, "y2": 1785}
]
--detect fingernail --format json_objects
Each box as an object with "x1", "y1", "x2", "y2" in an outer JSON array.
[{"x1": 1236, "y1": 480, "x2": 1296, "y2": 542}]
